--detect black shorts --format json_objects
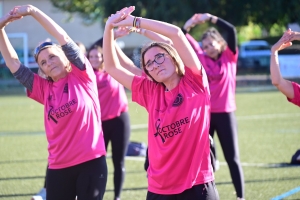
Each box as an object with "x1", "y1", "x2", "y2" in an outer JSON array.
[
  {"x1": 46, "y1": 156, "x2": 107, "y2": 200},
  {"x1": 146, "y1": 181, "x2": 219, "y2": 200}
]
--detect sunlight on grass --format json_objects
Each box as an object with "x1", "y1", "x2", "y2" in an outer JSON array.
[{"x1": 0, "y1": 90, "x2": 299, "y2": 200}]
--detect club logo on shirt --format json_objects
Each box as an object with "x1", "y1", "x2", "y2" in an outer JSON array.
[
  {"x1": 63, "y1": 83, "x2": 68, "y2": 94},
  {"x1": 154, "y1": 119, "x2": 165, "y2": 143},
  {"x1": 47, "y1": 99, "x2": 78, "y2": 124},
  {"x1": 172, "y1": 93, "x2": 184, "y2": 107},
  {"x1": 153, "y1": 117, "x2": 190, "y2": 143},
  {"x1": 48, "y1": 95, "x2": 53, "y2": 101}
]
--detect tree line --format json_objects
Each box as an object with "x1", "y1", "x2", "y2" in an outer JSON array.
[{"x1": 50, "y1": 0, "x2": 300, "y2": 36}]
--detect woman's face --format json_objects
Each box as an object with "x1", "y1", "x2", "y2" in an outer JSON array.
[
  {"x1": 143, "y1": 47, "x2": 177, "y2": 82},
  {"x1": 202, "y1": 37, "x2": 221, "y2": 60},
  {"x1": 37, "y1": 47, "x2": 68, "y2": 81},
  {"x1": 88, "y1": 49, "x2": 103, "y2": 70}
]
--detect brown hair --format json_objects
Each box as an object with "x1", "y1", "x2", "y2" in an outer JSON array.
[
  {"x1": 36, "y1": 45, "x2": 71, "y2": 81},
  {"x1": 87, "y1": 45, "x2": 104, "y2": 70},
  {"x1": 87, "y1": 45, "x2": 103, "y2": 59},
  {"x1": 201, "y1": 27, "x2": 227, "y2": 52},
  {"x1": 140, "y1": 42, "x2": 184, "y2": 83}
]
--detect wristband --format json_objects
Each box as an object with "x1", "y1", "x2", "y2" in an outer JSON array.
[
  {"x1": 133, "y1": 17, "x2": 137, "y2": 28},
  {"x1": 135, "y1": 17, "x2": 141, "y2": 29}
]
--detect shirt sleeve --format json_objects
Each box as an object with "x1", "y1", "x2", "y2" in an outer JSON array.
[
  {"x1": 12, "y1": 64, "x2": 34, "y2": 92},
  {"x1": 184, "y1": 66, "x2": 209, "y2": 95},
  {"x1": 131, "y1": 75, "x2": 158, "y2": 110},
  {"x1": 287, "y1": 82, "x2": 300, "y2": 107},
  {"x1": 62, "y1": 40, "x2": 86, "y2": 70},
  {"x1": 215, "y1": 17, "x2": 237, "y2": 55},
  {"x1": 27, "y1": 73, "x2": 48, "y2": 104}
]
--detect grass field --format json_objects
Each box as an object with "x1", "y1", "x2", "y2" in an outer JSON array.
[{"x1": 0, "y1": 89, "x2": 299, "y2": 200}]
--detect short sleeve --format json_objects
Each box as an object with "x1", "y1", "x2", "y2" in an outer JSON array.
[{"x1": 287, "y1": 82, "x2": 300, "y2": 107}]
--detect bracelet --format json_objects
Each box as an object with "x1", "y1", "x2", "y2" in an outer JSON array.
[
  {"x1": 133, "y1": 17, "x2": 137, "y2": 28},
  {"x1": 135, "y1": 17, "x2": 141, "y2": 29}
]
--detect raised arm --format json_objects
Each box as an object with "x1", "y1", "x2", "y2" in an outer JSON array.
[
  {"x1": 0, "y1": 12, "x2": 35, "y2": 91},
  {"x1": 135, "y1": 28, "x2": 173, "y2": 45},
  {"x1": 112, "y1": 7, "x2": 202, "y2": 73},
  {"x1": 113, "y1": 27, "x2": 143, "y2": 76},
  {"x1": 103, "y1": 7, "x2": 137, "y2": 90},
  {"x1": 11, "y1": 5, "x2": 85, "y2": 70},
  {"x1": 183, "y1": 13, "x2": 237, "y2": 54},
  {"x1": 212, "y1": 15, "x2": 237, "y2": 54},
  {"x1": 114, "y1": 26, "x2": 173, "y2": 76},
  {"x1": 0, "y1": 12, "x2": 23, "y2": 73},
  {"x1": 12, "y1": 5, "x2": 70, "y2": 45},
  {"x1": 270, "y1": 29, "x2": 295, "y2": 98}
]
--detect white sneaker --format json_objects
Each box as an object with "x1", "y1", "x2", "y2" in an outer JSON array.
[
  {"x1": 31, "y1": 188, "x2": 46, "y2": 200},
  {"x1": 215, "y1": 160, "x2": 220, "y2": 171}
]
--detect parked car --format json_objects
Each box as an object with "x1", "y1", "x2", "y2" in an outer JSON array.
[{"x1": 238, "y1": 40, "x2": 271, "y2": 68}]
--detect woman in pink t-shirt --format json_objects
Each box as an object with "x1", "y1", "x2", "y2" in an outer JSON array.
[
  {"x1": 103, "y1": 6, "x2": 219, "y2": 200},
  {"x1": 0, "y1": 5, "x2": 107, "y2": 200},
  {"x1": 270, "y1": 29, "x2": 300, "y2": 107},
  {"x1": 87, "y1": 41, "x2": 131, "y2": 200},
  {"x1": 183, "y1": 13, "x2": 245, "y2": 200}
]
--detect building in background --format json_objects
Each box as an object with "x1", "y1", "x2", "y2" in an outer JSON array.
[{"x1": 0, "y1": 0, "x2": 150, "y2": 58}]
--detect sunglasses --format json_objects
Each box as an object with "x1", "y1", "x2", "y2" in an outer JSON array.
[{"x1": 34, "y1": 42, "x2": 55, "y2": 61}]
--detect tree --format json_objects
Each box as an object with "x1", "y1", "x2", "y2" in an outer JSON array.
[{"x1": 50, "y1": 0, "x2": 300, "y2": 34}]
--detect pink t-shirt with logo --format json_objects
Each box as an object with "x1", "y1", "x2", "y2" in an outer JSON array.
[
  {"x1": 186, "y1": 33, "x2": 238, "y2": 113},
  {"x1": 132, "y1": 67, "x2": 214, "y2": 194},
  {"x1": 94, "y1": 70, "x2": 128, "y2": 121},
  {"x1": 28, "y1": 58, "x2": 106, "y2": 169},
  {"x1": 287, "y1": 82, "x2": 300, "y2": 107}
]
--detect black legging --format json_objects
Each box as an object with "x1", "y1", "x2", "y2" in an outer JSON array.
[
  {"x1": 102, "y1": 111, "x2": 131, "y2": 199},
  {"x1": 47, "y1": 157, "x2": 107, "y2": 200},
  {"x1": 209, "y1": 112, "x2": 244, "y2": 198}
]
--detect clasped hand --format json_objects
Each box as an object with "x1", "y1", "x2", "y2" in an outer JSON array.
[{"x1": 106, "y1": 6, "x2": 136, "y2": 29}]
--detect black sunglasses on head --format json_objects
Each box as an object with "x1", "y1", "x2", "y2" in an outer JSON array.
[{"x1": 34, "y1": 42, "x2": 55, "y2": 61}]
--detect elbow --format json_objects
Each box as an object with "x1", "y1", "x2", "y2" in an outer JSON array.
[
  {"x1": 165, "y1": 38, "x2": 173, "y2": 46},
  {"x1": 170, "y1": 26, "x2": 183, "y2": 38},
  {"x1": 272, "y1": 81, "x2": 279, "y2": 87},
  {"x1": 7, "y1": 59, "x2": 21, "y2": 73},
  {"x1": 271, "y1": 78, "x2": 280, "y2": 87}
]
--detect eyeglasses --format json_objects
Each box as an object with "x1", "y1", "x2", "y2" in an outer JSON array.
[
  {"x1": 144, "y1": 53, "x2": 166, "y2": 72},
  {"x1": 34, "y1": 42, "x2": 55, "y2": 61}
]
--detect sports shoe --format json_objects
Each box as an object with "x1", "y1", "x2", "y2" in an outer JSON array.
[
  {"x1": 215, "y1": 160, "x2": 220, "y2": 171},
  {"x1": 31, "y1": 188, "x2": 46, "y2": 200}
]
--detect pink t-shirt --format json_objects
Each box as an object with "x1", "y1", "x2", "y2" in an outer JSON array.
[
  {"x1": 132, "y1": 67, "x2": 214, "y2": 194},
  {"x1": 287, "y1": 82, "x2": 300, "y2": 107},
  {"x1": 186, "y1": 33, "x2": 238, "y2": 113},
  {"x1": 27, "y1": 58, "x2": 106, "y2": 169},
  {"x1": 94, "y1": 70, "x2": 128, "y2": 121}
]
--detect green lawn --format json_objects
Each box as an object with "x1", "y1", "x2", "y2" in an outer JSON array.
[{"x1": 0, "y1": 90, "x2": 299, "y2": 200}]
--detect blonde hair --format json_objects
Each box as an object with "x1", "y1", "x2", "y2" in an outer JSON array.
[
  {"x1": 36, "y1": 45, "x2": 71, "y2": 81},
  {"x1": 140, "y1": 42, "x2": 185, "y2": 83}
]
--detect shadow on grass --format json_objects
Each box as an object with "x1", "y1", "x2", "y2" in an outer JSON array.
[
  {"x1": 0, "y1": 188, "x2": 150, "y2": 198},
  {"x1": 0, "y1": 159, "x2": 46, "y2": 165},
  {"x1": 265, "y1": 163, "x2": 300, "y2": 168},
  {"x1": 0, "y1": 176, "x2": 45, "y2": 181},
  {"x1": 0, "y1": 193, "x2": 34, "y2": 198},
  {"x1": 1, "y1": 176, "x2": 299, "y2": 198},
  {"x1": 217, "y1": 176, "x2": 300, "y2": 186}
]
